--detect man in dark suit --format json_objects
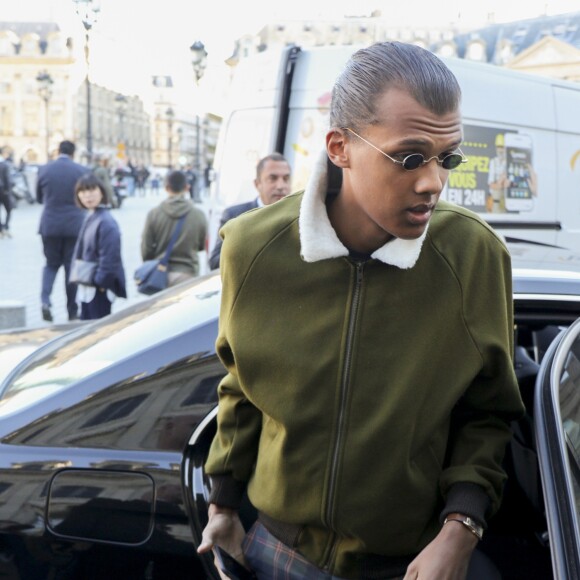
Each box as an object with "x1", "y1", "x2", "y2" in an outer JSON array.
[
  {"x1": 36, "y1": 140, "x2": 89, "y2": 322},
  {"x1": 208, "y1": 153, "x2": 291, "y2": 270}
]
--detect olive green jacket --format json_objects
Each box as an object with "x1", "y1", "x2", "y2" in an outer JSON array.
[{"x1": 206, "y1": 160, "x2": 524, "y2": 578}]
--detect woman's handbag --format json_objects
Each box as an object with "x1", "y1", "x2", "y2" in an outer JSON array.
[
  {"x1": 134, "y1": 259, "x2": 168, "y2": 295},
  {"x1": 135, "y1": 215, "x2": 186, "y2": 295},
  {"x1": 69, "y1": 259, "x2": 97, "y2": 286}
]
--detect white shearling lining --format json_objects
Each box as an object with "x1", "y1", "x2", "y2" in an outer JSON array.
[{"x1": 299, "y1": 150, "x2": 427, "y2": 269}]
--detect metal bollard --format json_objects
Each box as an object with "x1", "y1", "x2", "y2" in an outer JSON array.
[{"x1": 0, "y1": 301, "x2": 26, "y2": 330}]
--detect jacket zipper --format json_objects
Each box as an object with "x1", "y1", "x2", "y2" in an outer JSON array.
[{"x1": 322, "y1": 261, "x2": 364, "y2": 570}]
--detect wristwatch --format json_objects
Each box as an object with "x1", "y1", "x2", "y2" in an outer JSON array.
[{"x1": 444, "y1": 515, "x2": 484, "y2": 540}]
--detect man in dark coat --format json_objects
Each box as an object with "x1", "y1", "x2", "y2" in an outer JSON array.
[
  {"x1": 208, "y1": 153, "x2": 291, "y2": 270},
  {"x1": 36, "y1": 140, "x2": 89, "y2": 322}
]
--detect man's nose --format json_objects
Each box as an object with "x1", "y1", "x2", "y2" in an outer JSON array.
[{"x1": 414, "y1": 162, "x2": 445, "y2": 196}]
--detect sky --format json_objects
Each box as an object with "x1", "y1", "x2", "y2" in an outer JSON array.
[{"x1": 3, "y1": 0, "x2": 580, "y2": 113}]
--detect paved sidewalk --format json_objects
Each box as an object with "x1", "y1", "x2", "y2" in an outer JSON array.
[{"x1": 0, "y1": 194, "x2": 209, "y2": 329}]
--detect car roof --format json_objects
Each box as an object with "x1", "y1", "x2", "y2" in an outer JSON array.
[{"x1": 507, "y1": 238, "x2": 580, "y2": 296}]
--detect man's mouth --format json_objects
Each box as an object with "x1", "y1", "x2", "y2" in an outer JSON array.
[{"x1": 406, "y1": 203, "x2": 435, "y2": 225}]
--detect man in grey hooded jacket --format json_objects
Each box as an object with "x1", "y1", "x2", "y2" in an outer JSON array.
[{"x1": 140, "y1": 170, "x2": 207, "y2": 285}]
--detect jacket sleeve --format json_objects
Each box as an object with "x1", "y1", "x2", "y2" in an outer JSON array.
[
  {"x1": 140, "y1": 211, "x2": 156, "y2": 261},
  {"x1": 93, "y1": 216, "x2": 123, "y2": 290},
  {"x1": 36, "y1": 170, "x2": 44, "y2": 204},
  {"x1": 0, "y1": 163, "x2": 12, "y2": 193},
  {"x1": 439, "y1": 235, "x2": 524, "y2": 523},
  {"x1": 205, "y1": 224, "x2": 263, "y2": 508},
  {"x1": 196, "y1": 210, "x2": 208, "y2": 252},
  {"x1": 208, "y1": 208, "x2": 233, "y2": 270}
]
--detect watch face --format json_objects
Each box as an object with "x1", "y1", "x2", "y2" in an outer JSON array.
[
  {"x1": 444, "y1": 516, "x2": 483, "y2": 540},
  {"x1": 464, "y1": 517, "x2": 484, "y2": 539}
]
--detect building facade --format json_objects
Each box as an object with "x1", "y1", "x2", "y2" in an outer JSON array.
[
  {"x1": 0, "y1": 21, "x2": 152, "y2": 167},
  {"x1": 75, "y1": 85, "x2": 151, "y2": 167},
  {"x1": 228, "y1": 10, "x2": 580, "y2": 83},
  {"x1": 0, "y1": 22, "x2": 74, "y2": 163}
]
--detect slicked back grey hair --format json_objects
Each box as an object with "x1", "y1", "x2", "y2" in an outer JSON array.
[{"x1": 330, "y1": 42, "x2": 461, "y2": 132}]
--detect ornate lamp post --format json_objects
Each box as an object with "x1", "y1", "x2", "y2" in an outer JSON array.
[
  {"x1": 73, "y1": 0, "x2": 100, "y2": 164},
  {"x1": 115, "y1": 94, "x2": 128, "y2": 159},
  {"x1": 166, "y1": 107, "x2": 174, "y2": 169},
  {"x1": 36, "y1": 70, "x2": 53, "y2": 161},
  {"x1": 190, "y1": 40, "x2": 207, "y2": 201}
]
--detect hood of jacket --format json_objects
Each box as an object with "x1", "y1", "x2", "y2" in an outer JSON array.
[{"x1": 160, "y1": 195, "x2": 193, "y2": 218}]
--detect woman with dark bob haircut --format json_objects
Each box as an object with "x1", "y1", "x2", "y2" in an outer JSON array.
[{"x1": 70, "y1": 173, "x2": 126, "y2": 319}]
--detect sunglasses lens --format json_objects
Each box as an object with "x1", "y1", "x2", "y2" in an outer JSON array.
[
  {"x1": 402, "y1": 154, "x2": 425, "y2": 170},
  {"x1": 442, "y1": 154, "x2": 464, "y2": 170}
]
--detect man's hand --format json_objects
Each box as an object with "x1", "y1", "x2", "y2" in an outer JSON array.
[
  {"x1": 198, "y1": 504, "x2": 247, "y2": 579},
  {"x1": 403, "y1": 513, "x2": 479, "y2": 580}
]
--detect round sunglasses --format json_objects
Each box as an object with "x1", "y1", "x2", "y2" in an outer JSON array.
[{"x1": 345, "y1": 128, "x2": 468, "y2": 171}]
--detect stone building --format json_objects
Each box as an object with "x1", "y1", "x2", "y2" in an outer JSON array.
[
  {"x1": 0, "y1": 22, "x2": 73, "y2": 163},
  {"x1": 150, "y1": 75, "x2": 218, "y2": 180},
  {"x1": 228, "y1": 10, "x2": 580, "y2": 83},
  {"x1": 75, "y1": 84, "x2": 151, "y2": 167},
  {"x1": 442, "y1": 11, "x2": 580, "y2": 81},
  {"x1": 0, "y1": 21, "x2": 151, "y2": 166}
]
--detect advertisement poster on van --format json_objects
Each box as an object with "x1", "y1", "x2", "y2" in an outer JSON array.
[{"x1": 443, "y1": 125, "x2": 538, "y2": 215}]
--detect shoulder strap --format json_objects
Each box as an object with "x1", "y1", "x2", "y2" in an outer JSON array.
[
  {"x1": 74, "y1": 214, "x2": 92, "y2": 259},
  {"x1": 160, "y1": 214, "x2": 187, "y2": 265}
]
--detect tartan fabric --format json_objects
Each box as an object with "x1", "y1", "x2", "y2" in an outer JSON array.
[{"x1": 242, "y1": 521, "x2": 346, "y2": 579}]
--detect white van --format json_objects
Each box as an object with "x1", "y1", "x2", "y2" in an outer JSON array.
[{"x1": 207, "y1": 44, "x2": 580, "y2": 255}]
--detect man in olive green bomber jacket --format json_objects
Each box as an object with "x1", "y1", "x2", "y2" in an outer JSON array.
[{"x1": 199, "y1": 42, "x2": 524, "y2": 580}]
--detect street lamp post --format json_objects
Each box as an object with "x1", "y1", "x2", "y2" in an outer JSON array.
[
  {"x1": 115, "y1": 94, "x2": 128, "y2": 159},
  {"x1": 177, "y1": 126, "x2": 183, "y2": 166},
  {"x1": 36, "y1": 70, "x2": 53, "y2": 161},
  {"x1": 166, "y1": 107, "x2": 174, "y2": 169},
  {"x1": 190, "y1": 41, "x2": 208, "y2": 201},
  {"x1": 73, "y1": 0, "x2": 100, "y2": 164}
]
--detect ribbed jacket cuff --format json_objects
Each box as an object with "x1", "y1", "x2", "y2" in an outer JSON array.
[
  {"x1": 208, "y1": 475, "x2": 246, "y2": 509},
  {"x1": 439, "y1": 482, "x2": 490, "y2": 528}
]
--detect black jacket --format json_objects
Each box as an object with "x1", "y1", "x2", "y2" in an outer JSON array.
[
  {"x1": 208, "y1": 199, "x2": 259, "y2": 270},
  {"x1": 36, "y1": 155, "x2": 89, "y2": 238}
]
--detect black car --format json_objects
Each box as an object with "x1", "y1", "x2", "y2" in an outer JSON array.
[{"x1": 0, "y1": 239, "x2": 579, "y2": 579}]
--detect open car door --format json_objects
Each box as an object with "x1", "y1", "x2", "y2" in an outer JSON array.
[{"x1": 536, "y1": 317, "x2": 580, "y2": 580}]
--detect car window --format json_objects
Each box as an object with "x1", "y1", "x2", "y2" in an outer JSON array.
[
  {"x1": 0, "y1": 275, "x2": 222, "y2": 416},
  {"x1": 536, "y1": 316, "x2": 580, "y2": 578},
  {"x1": 6, "y1": 355, "x2": 223, "y2": 452},
  {"x1": 559, "y1": 324, "x2": 580, "y2": 520}
]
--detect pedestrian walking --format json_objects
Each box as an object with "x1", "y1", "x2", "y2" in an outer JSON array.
[
  {"x1": 36, "y1": 140, "x2": 89, "y2": 322},
  {"x1": 140, "y1": 170, "x2": 207, "y2": 285},
  {"x1": 72, "y1": 173, "x2": 126, "y2": 320},
  {"x1": 150, "y1": 173, "x2": 161, "y2": 196},
  {"x1": 135, "y1": 164, "x2": 150, "y2": 196},
  {"x1": 0, "y1": 146, "x2": 13, "y2": 239},
  {"x1": 198, "y1": 42, "x2": 524, "y2": 580},
  {"x1": 93, "y1": 154, "x2": 116, "y2": 208}
]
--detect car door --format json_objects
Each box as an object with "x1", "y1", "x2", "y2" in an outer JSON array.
[{"x1": 535, "y1": 317, "x2": 580, "y2": 579}]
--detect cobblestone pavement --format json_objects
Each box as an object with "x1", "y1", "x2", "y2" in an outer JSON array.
[{"x1": 0, "y1": 192, "x2": 209, "y2": 329}]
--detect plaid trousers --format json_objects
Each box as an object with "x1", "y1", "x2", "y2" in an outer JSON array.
[
  {"x1": 242, "y1": 522, "x2": 346, "y2": 579},
  {"x1": 242, "y1": 522, "x2": 405, "y2": 580}
]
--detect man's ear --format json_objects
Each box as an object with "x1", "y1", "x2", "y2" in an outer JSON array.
[{"x1": 326, "y1": 129, "x2": 350, "y2": 168}]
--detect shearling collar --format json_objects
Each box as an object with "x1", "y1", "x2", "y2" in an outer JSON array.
[{"x1": 298, "y1": 151, "x2": 428, "y2": 269}]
